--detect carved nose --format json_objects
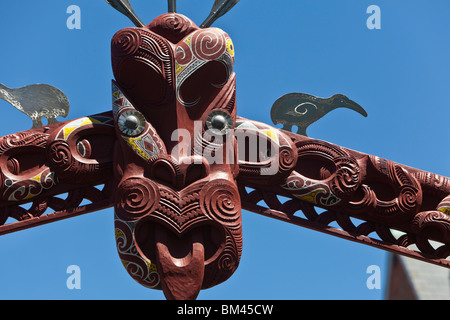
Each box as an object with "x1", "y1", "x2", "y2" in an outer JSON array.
[{"x1": 147, "y1": 155, "x2": 209, "y2": 189}]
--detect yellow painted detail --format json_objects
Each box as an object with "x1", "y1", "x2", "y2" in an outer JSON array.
[
  {"x1": 438, "y1": 207, "x2": 450, "y2": 215},
  {"x1": 24, "y1": 192, "x2": 37, "y2": 201},
  {"x1": 261, "y1": 129, "x2": 279, "y2": 145},
  {"x1": 298, "y1": 189, "x2": 323, "y2": 204},
  {"x1": 31, "y1": 173, "x2": 41, "y2": 182},
  {"x1": 115, "y1": 228, "x2": 125, "y2": 240},
  {"x1": 23, "y1": 172, "x2": 43, "y2": 200},
  {"x1": 123, "y1": 137, "x2": 150, "y2": 160},
  {"x1": 63, "y1": 117, "x2": 103, "y2": 140},
  {"x1": 63, "y1": 127, "x2": 77, "y2": 140},
  {"x1": 185, "y1": 35, "x2": 191, "y2": 46},
  {"x1": 147, "y1": 262, "x2": 158, "y2": 272},
  {"x1": 226, "y1": 38, "x2": 235, "y2": 57},
  {"x1": 176, "y1": 63, "x2": 186, "y2": 75}
]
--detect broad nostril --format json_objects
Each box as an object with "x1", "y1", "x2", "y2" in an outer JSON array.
[
  {"x1": 149, "y1": 158, "x2": 179, "y2": 187},
  {"x1": 185, "y1": 162, "x2": 208, "y2": 186},
  {"x1": 146, "y1": 156, "x2": 210, "y2": 189}
]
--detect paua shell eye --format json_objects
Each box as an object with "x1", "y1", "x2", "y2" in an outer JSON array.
[
  {"x1": 118, "y1": 110, "x2": 146, "y2": 137},
  {"x1": 205, "y1": 110, "x2": 233, "y2": 135}
]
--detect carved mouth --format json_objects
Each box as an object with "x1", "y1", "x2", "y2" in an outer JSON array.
[{"x1": 134, "y1": 220, "x2": 225, "y2": 300}]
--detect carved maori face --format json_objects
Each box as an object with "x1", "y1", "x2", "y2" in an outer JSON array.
[{"x1": 110, "y1": 13, "x2": 241, "y2": 300}]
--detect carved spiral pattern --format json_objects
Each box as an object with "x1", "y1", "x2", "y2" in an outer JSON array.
[
  {"x1": 115, "y1": 177, "x2": 159, "y2": 221},
  {"x1": 398, "y1": 185, "x2": 420, "y2": 214},
  {"x1": 162, "y1": 14, "x2": 191, "y2": 31},
  {"x1": 411, "y1": 210, "x2": 450, "y2": 243},
  {"x1": 47, "y1": 141, "x2": 74, "y2": 173},
  {"x1": 150, "y1": 14, "x2": 196, "y2": 41},
  {"x1": 3, "y1": 168, "x2": 55, "y2": 202},
  {"x1": 192, "y1": 29, "x2": 226, "y2": 61},
  {"x1": 0, "y1": 132, "x2": 48, "y2": 153},
  {"x1": 115, "y1": 219, "x2": 160, "y2": 288},
  {"x1": 112, "y1": 28, "x2": 142, "y2": 57},
  {"x1": 347, "y1": 185, "x2": 376, "y2": 214},
  {"x1": 115, "y1": 220, "x2": 134, "y2": 252},
  {"x1": 331, "y1": 158, "x2": 361, "y2": 198},
  {"x1": 278, "y1": 146, "x2": 297, "y2": 175},
  {"x1": 217, "y1": 247, "x2": 238, "y2": 272},
  {"x1": 200, "y1": 180, "x2": 241, "y2": 228},
  {"x1": 175, "y1": 43, "x2": 193, "y2": 65}
]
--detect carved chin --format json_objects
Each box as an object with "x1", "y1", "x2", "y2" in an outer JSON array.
[
  {"x1": 114, "y1": 178, "x2": 243, "y2": 300},
  {"x1": 134, "y1": 220, "x2": 225, "y2": 300}
]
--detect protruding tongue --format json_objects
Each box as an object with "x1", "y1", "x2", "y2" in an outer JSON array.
[{"x1": 154, "y1": 225, "x2": 205, "y2": 300}]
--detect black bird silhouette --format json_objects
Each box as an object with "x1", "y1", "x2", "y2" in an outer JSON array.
[
  {"x1": 271, "y1": 93, "x2": 368, "y2": 136},
  {"x1": 0, "y1": 83, "x2": 70, "y2": 128}
]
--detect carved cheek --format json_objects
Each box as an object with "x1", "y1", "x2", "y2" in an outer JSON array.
[
  {"x1": 199, "y1": 179, "x2": 243, "y2": 271},
  {"x1": 114, "y1": 177, "x2": 160, "y2": 222},
  {"x1": 200, "y1": 179, "x2": 241, "y2": 228},
  {"x1": 113, "y1": 177, "x2": 162, "y2": 289}
]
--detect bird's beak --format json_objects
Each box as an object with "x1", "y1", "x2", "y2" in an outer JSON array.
[{"x1": 343, "y1": 99, "x2": 368, "y2": 117}]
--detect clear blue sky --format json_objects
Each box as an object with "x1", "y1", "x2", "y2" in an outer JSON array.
[{"x1": 0, "y1": 0, "x2": 450, "y2": 300}]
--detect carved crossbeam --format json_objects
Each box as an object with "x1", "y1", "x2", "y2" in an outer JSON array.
[
  {"x1": 0, "y1": 113, "x2": 116, "y2": 235},
  {"x1": 235, "y1": 118, "x2": 450, "y2": 269},
  {"x1": 1, "y1": 110, "x2": 450, "y2": 296}
]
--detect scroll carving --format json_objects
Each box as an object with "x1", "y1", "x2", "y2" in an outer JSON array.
[
  {"x1": 237, "y1": 124, "x2": 450, "y2": 268},
  {"x1": 0, "y1": 113, "x2": 116, "y2": 235}
]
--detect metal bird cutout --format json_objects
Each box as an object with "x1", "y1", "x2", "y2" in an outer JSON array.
[
  {"x1": 271, "y1": 93, "x2": 368, "y2": 136},
  {"x1": 2, "y1": 0, "x2": 450, "y2": 300},
  {"x1": 0, "y1": 83, "x2": 70, "y2": 128}
]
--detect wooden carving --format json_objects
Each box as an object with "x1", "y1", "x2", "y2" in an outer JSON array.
[
  {"x1": 2, "y1": 10, "x2": 450, "y2": 300},
  {"x1": 111, "y1": 13, "x2": 240, "y2": 300},
  {"x1": 236, "y1": 120, "x2": 450, "y2": 268}
]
